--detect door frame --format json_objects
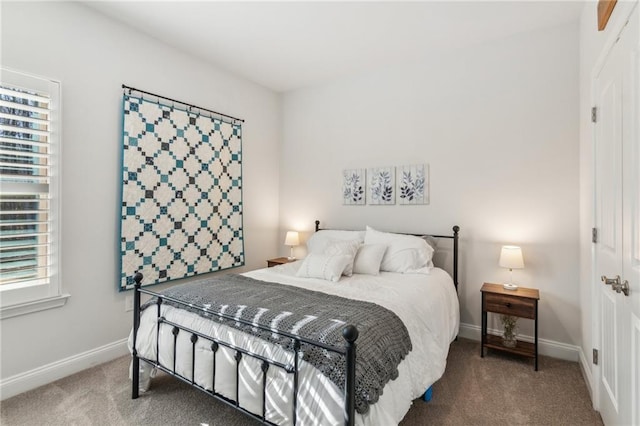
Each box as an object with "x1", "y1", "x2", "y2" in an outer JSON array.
[{"x1": 590, "y1": 0, "x2": 639, "y2": 413}]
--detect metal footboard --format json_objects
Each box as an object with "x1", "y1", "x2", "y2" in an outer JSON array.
[{"x1": 131, "y1": 272, "x2": 359, "y2": 426}]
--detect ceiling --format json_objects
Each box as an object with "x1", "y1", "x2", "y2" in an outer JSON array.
[{"x1": 86, "y1": 1, "x2": 584, "y2": 92}]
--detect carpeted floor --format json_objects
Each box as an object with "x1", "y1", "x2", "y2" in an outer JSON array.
[{"x1": 0, "y1": 338, "x2": 602, "y2": 425}]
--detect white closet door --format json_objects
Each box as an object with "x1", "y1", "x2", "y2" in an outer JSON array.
[
  {"x1": 594, "y1": 6, "x2": 639, "y2": 425},
  {"x1": 622, "y1": 6, "x2": 640, "y2": 425}
]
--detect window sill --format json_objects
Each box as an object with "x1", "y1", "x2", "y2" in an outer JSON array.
[{"x1": 0, "y1": 294, "x2": 70, "y2": 320}]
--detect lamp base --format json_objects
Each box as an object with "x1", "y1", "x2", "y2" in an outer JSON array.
[
  {"x1": 503, "y1": 283, "x2": 519, "y2": 291},
  {"x1": 287, "y1": 246, "x2": 296, "y2": 261}
]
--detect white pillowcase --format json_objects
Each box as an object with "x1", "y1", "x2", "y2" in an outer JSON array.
[
  {"x1": 421, "y1": 235, "x2": 438, "y2": 251},
  {"x1": 306, "y1": 230, "x2": 365, "y2": 254},
  {"x1": 352, "y1": 244, "x2": 387, "y2": 275},
  {"x1": 420, "y1": 235, "x2": 437, "y2": 269},
  {"x1": 364, "y1": 226, "x2": 434, "y2": 273},
  {"x1": 296, "y1": 253, "x2": 352, "y2": 282},
  {"x1": 323, "y1": 240, "x2": 360, "y2": 276}
]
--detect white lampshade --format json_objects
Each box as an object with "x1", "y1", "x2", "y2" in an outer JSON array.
[
  {"x1": 284, "y1": 231, "x2": 299, "y2": 247},
  {"x1": 499, "y1": 246, "x2": 524, "y2": 270}
]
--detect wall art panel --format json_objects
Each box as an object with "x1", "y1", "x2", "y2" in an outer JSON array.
[
  {"x1": 342, "y1": 168, "x2": 366, "y2": 205},
  {"x1": 368, "y1": 166, "x2": 395, "y2": 205},
  {"x1": 397, "y1": 164, "x2": 429, "y2": 205}
]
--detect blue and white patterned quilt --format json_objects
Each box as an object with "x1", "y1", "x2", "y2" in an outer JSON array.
[{"x1": 119, "y1": 95, "x2": 244, "y2": 290}]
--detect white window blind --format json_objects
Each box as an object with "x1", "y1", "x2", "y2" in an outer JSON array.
[
  {"x1": 0, "y1": 85, "x2": 51, "y2": 286},
  {"x1": 0, "y1": 69, "x2": 63, "y2": 316}
]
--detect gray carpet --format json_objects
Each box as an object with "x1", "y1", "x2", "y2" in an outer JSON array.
[{"x1": 1, "y1": 338, "x2": 602, "y2": 425}]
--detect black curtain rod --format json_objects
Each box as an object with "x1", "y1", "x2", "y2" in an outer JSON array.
[{"x1": 121, "y1": 84, "x2": 244, "y2": 123}]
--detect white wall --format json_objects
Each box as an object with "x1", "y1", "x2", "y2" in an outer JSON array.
[
  {"x1": 0, "y1": 2, "x2": 280, "y2": 386},
  {"x1": 578, "y1": 0, "x2": 638, "y2": 398},
  {"x1": 280, "y1": 23, "x2": 580, "y2": 347}
]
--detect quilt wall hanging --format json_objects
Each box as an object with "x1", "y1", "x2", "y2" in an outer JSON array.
[{"x1": 119, "y1": 86, "x2": 244, "y2": 291}]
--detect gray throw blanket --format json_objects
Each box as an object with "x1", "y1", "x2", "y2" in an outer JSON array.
[{"x1": 142, "y1": 274, "x2": 412, "y2": 414}]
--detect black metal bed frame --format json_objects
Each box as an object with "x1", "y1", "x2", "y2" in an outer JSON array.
[{"x1": 131, "y1": 222, "x2": 460, "y2": 425}]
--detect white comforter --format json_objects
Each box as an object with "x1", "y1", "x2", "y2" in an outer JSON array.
[{"x1": 130, "y1": 263, "x2": 459, "y2": 425}]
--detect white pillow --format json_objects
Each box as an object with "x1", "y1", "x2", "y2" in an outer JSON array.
[
  {"x1": 296, "y1": 253, "x2": 351, "y2": 282},
  {"x1": 353, "y1": 244, "x2": 387, "y2": 275},
  {"x1": 421, "y1": 235, "x2": 438, "y2": 251},
  {"x1": 306, "y1": 230, "x2": 365, "y2": 254},
  {"x1": 364, "y1": 226, "x2": 434, "y2": 273},
  {"x1": 421, "y1": 235, "x2": 437, "y2": 269},
  {"x1": 324, "y1": 240, "x2": 360, "y2": 276}
]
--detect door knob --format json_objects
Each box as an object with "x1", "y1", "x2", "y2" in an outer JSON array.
[
  {"x1": 601, "y1": 275, "x2": 620, "y2": 286},
  {"x1": 620, "y1": 279, "x2": 630, "y2": 296},
  {"x1": 601, "y1": 275, "x2": 630, "y2": 296}
]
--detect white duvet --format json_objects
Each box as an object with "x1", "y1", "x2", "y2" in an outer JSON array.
[{"x1": 130, "y1": 262, "x2": 459, "y2": 425}]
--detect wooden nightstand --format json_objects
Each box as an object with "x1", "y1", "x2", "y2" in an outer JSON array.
[
  {"x1": 481, "y1": 283, "x2": 540, "y2": 370},
  {"x1": 266, "y1": 257, "x2": 296, "y2": 268}
]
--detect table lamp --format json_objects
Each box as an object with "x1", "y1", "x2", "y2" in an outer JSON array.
[
  {"x1": 499, "y1": 245, "x2": 524, "y2": 290},
  {"x1": 284, "y1": 231, "x2": 299, "y2": 260}
]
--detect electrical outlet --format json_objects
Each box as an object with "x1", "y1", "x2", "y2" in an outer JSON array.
[{"x1": 125, "y1": 294, "x2": 134, "y2": 312}]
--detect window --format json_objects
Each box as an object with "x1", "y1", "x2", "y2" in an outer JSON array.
[{"x1": 0, "y1": 68, "x2": 66, "y2": 318}]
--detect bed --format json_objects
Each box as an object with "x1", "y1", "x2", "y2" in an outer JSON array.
[{"x1": 129, "y1": 222, "x2": 460, "y2": 425}]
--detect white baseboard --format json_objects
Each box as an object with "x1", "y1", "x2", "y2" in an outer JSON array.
[
  {"x1": 578, "y1": 347, "x2": 594, "y2": 400},
  {"x1": 0, "y1": 338, "x2": 129, "y2": 401},
  {"x1": 458, "y1": 322, "x2": 580, "y2": 362}
]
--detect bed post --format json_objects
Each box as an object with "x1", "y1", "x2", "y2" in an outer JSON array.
[
  {"x1": 315, "y1": 220, "x2": 320, "y2": 232},
  {"x1": 452, "y1": 226, "x2": 460, "y2": 292},
  {"x1": 131, "y1": 272, "x2": 143, "y2": 399},
  {"x1": 343, "y1": 324, "x2": 359, "y2": 426}
]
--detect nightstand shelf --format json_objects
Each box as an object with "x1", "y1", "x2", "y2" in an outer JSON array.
[
  {"x1": 483, "y1": 334, "x2": 536, "y2": 358},
  {"x1": 481, "y1": 282, "x2": 540, "y2": 370}
]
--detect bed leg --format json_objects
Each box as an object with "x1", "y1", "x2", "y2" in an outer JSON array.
[
  {"x1": 423, "y1": 385, "x2": 433, "y2": 402},
  {"x1": 132, "y1": 356, "x2": 139, "y2": 400},
  {"x1": 342, "y1": 325, "x2": 359, "y2": 426},
  {"x1": 132, "y1": 272, "x2": 143, "y2": 400},
  {"x1": 452, "y1": 225, "x2": 459, "y2": 292}
]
